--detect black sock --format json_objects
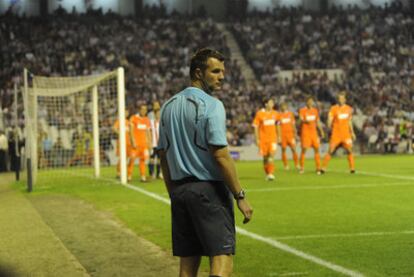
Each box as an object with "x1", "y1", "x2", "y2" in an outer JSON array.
[
  {"x1": 149, "y1": 163, "x2": 154, "y2": 175},
  {"x1": 156, "y1": 164, "x2": 161, "y2": 176}
]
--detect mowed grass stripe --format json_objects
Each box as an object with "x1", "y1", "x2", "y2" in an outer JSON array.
[
  {"x1": 0, "y1": 173, "x2": 89, "y2": 277},
  {"x1": 246, "y1": 182, "x2": 413, "y2": 192},
  {"x1": 274, "y1": 230, "x2": 414, "y2": 240},
  {"x1": 31, "y1": 154, "x2": 414, "y2": 276},
  {"x1": 82, "y1": 174, "x2": 365, "y2": 277}
]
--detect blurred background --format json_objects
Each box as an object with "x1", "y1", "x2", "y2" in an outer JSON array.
[{"x1": 0, "y1": 0, "x2": 413, "y2": 173}]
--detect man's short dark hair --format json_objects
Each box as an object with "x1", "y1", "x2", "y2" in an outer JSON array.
[
  {"x1": 337, "y1": 91, "x2": 347, "y2": 97},
  {"x1": 190, "y1": 48, "x2": 225, "y2": 81},
  {"x1": 262, "y1": 98, "x2": 273, "y2": 106},
  {"x1": 306, "y1": 96, "x2": 314, "y2": 102}
]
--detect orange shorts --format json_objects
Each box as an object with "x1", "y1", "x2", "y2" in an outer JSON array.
[
  {"x1": 259, "y1": 141, "x2": 277, "y2": 156},
  {"x1": 281, "y1": 136, "x2": 296, "y2": 149},
  {"x1": 301, "y1": 135, "x2": 320, "y2": 149},
  {"x1": 329, "y1": 136, "x2": 352, "y2": 150},
  {"x1": 130, "y1": 147, "x2": 150, "y2": 160}
]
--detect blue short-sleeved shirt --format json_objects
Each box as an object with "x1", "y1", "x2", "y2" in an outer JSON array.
[{"x1": 158, "y1": 87, "x2": 228, "y2": 181}]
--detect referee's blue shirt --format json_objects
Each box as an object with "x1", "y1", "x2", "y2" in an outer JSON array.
[{"x1": 158, "y1": 87, "x2": 228, "y2": 181}]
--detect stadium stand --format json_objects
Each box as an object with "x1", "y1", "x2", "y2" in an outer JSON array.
[
  {"x1": 229, "y1": 3, "x2": 413, "y2": 151},
  {"x1": 0, "y1": 4, "x2": 413, "y2": 159}
]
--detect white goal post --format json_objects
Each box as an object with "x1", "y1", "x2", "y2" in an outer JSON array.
[{"x1": 23, "y1": 67, "x2": 128, "y2": 190}]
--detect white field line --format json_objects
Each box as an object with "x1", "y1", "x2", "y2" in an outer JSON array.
[
  {"x1": 330, "y1": 170, "x2": 414, "y2": 181},
  {"x1": 235, "y1": 227, "x2": 364, "y2": 277},
  {"x1": 268, "y1": 272, "x2": 309, "y2": 276},
  {"x1": 66, "y1": 173, "x2": 364, "y2": 277},
  {"x1": 274, "y1": 230, "x2": 414, "y2": 241},
  {"x1": 246, "y1": 182, "x2": 412, "y2": 192}
]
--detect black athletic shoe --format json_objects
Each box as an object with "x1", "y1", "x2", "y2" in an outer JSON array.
[
  {"x1": 350, "y1": 170, "x2": 356, "y2": 174},
  {"x1": 320, "y1": 169, "x2": 325, "y2": 175}
]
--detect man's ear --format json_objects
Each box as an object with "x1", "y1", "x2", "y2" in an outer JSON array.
[{"x1": 195, "y1": 68, "x2": 203, "y2": 80}]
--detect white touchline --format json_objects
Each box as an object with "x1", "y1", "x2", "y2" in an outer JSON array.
[
  {"x1": 79, "y1": 175, "x2": 364, "y2": 277},
  {"x1": 235, "y1": 227, "x2": 364, "y2": 277},
  {"x1": 268, "y1": 272, "x2": 309, "y2": 276},
  {"x1": 274, "y1": 230, "x2": 414, "y2": 240},
  {"x1": 246, "y1": 182, "x2": 412, "y2": 192},
  {"x1": 331, "y1": 170, "x2": 414, "y2": 181}
]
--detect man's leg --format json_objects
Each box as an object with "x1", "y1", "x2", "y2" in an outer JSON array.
[
  {"x1": 267, "y1": 155, "x2": 275, "y2": 175},
  {"x1": 156, "y1": 157, "x2": 162, "y2": 178},
  {"x1": 344, "y1": 144, "x2": 355, "y2": 172},
  {"x1": 314, "y1": 146, "x2": 321, "y2": 172},
  {"x1": 289, "y1": 145, "x2": 299, "y2": 169},
  {"x1": 127, "y1": 156, "x2": 135, "y2": 181},
  {"x1": 116, "y1": 159, "x2": 120, "y2": 177},
  {"x1": 210, "y1": 255, "x2": 233, "y2": 277},
  {"x1": 149, "y1": 149, "x2": 155, "y2": 178},
  {"x1": 300, "y1": 147, "x2": 306, "y2": 173},
  {"x1": 323, "y1": 138, "x2": 340, "y2": 171},
  {"x1": 281, "y1": 147, "x2": 288, "y2": 168},
  {"x1": 180, "y1": 256, "x2": 201, "y2": 277},
  {"x1": 139, "y1": 157, "x2": 146, "y2": 181},
  {"x1": 262, "y1": 156, "x2": 268, "y2": 175},
  {"x1": 322, "y1": 145, "x2": 335, "y2": 170}
]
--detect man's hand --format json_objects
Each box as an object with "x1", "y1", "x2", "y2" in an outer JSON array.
[
  {"x1": 352, "y1": 133, "x2": 356, "y2": 141},
  {"x1": 237, "y1": 199, "x2": 253, "y2": 224}
]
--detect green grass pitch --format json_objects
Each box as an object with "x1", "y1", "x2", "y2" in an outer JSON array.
[{"x1": 16, "y1": 155, "x2": 414, "y2": 276}]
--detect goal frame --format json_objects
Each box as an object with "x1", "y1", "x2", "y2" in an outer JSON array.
[{"x1": 23, "y1": 67, "x2": 128, "y2": 191}]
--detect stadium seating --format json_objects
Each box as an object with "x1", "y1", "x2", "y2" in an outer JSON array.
[
  {"x1": 0, "y1": 4, "x2": 413, "y2": 152},
  {"x1": 229, "y1": 5, "x2": 413, "y2": 149}
]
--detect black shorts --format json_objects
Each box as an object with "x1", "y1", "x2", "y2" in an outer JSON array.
[
  {"x1": 150, "y1": 148, "x2": 158, "y2": 159},
  {"x1": 170, "y1": 179, "x2": 235, "y2": 257}
]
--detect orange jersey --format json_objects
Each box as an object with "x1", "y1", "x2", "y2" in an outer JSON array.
[
  {"x1": 252, "y1": 109, "x2": 279, "y2": 143},
  {"x1": 278, "y1": 111, "x2": 296, "y2": 138},
  {"x1": 113, "y1": 119, "x2": 131, "y2": 147},
  {"x1": 130, "y1": 115, "x2": 151, "y2": 147},
  {"x1": 299, "y1": 107, "x2": 319, "y2": 137},
  {"x1": 329, "y1": 104, "x2": 352, "y2": 138}
]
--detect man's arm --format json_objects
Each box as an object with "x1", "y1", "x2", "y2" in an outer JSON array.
[
  {"x1": 146, "y1": 129, "x2": 152, "y2": 149},
  {"x1": 349, "y1": 120, "x2": 356, "y2": 141},
  {"x1": 112, "y1": 125, "x2": 119, "y2": 135},
  {"x1": 317, "y1": 120, "x2": 325, "y2": 139},
  {"x1": 292, "y1": 120, "x2": 298, "y2": 138},
  {"x1": 158, "y1": 149, "x2": 174, "y2": 195},
  {"x1": 277, "y1": 124, "x2": 281, "y2": 143},
  {"x1": 209, "y1": 145, "x2": 253, "y2": 224},
  {"x1": 253, "y1": 126, "x2": 260, "y2": 146},
  {"x1": 129, "y1": 122, "x2": 136, "y2": 148},
  {"x1": 327, "y1": 113, "x2": 333, "y2": 129}
]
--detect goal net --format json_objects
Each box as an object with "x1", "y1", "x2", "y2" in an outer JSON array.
[{"x1": 23, "y1": 68, "x2": 128, "y2": 190}]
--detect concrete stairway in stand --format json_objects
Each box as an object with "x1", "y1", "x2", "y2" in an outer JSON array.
[{"x1": 216, "y1": 23, "x2": 257, "y2": 86}]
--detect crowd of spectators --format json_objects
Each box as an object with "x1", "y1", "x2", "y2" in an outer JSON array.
[
  {"x1": 0, "y1": 3, "x2": 413, "y2": 169},
  {"x1": 229, "y1": 3, "x2": 414, "y2": 151},
  {"x1": 0, "y1": 6, "x2": 250, "y2": 169}
]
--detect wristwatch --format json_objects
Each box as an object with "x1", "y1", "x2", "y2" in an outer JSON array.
[{"x1": 234, "y1": 190, "x2": 246, "y2": 200}]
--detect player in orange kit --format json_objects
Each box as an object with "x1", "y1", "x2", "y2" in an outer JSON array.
[
  {"x1": 130, "y1": 104, "x2": 152, "y2": 182},
  {"x1": 299, "y1": 97, "x2": 325, "y2": 174},
  {"x1": 113, "y1": 109, "x2": 133, "y2": 181},
  {"x1": 278, "y1": 102, "x2": 299, "y2": 170},
  {"x1": 321, "y1": 92, "x2": 356, "y2": 173},
  {"x1": 253, "y1": 99, "x2": 279, "y2": 181}
]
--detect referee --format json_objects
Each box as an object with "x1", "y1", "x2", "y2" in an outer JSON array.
[{"x1": 158, "y1": 48, "x2": 253, "y2": 277}]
